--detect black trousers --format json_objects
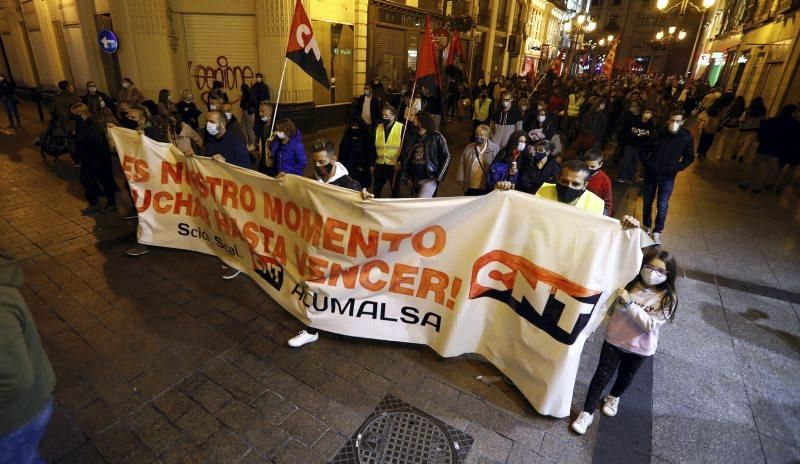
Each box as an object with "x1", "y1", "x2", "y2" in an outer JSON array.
[
  {"x1": 80, "y1": 162, "x2": 117, "y2": 206},
  {"x1": 697, "y1": 132, "x2": 716, "y2": 157},
  {"x1": 465, "y1": 188, "x2": 488, "y2": 196},
  {"x1": 583, "y1": 341, "x2": 647, "y2": 413},
  {"x1": 373, "y1": 163, "x2": 399, "y2": 198}
]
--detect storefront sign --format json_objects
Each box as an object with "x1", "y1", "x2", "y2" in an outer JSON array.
[
  {"x1": 109, "y1": 127, "x2": 648, "y2": 419},
  {"x1": 377, "y1": 8, "x2": 444, "y2": 30},
  {"x1": 698, "y1": 53, "x2": 710, "y2": 65}
]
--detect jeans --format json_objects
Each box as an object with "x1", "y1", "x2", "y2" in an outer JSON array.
[
  {"x1": 372, "y1": 163, "x2": 400, "y2": 198},
  {"x1": 416, "y1": 179, "x2": 438, "y2": 198},
  {"x1": 1, "y1": 97, "x2": 21, "y2": 126},
  {"x1": 642, "y1": 177, "x2": 675, "y2": 233},
  {"x1": 583, "y1": 342, "x2": 647, "y2": 413},
  {"x1": 0, "y1": 397, "x2": 54, "y2": 464},
  {"x1": 619, "y1": 145, "x2": 640, "y2": 181},
  {"x1": 240, "y1": 111, "x2": 257, "y2": 147}
]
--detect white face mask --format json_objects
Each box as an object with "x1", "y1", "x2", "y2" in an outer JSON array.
[
  {"x1": 517, "y1": 142, "x2": 526, "y2": 151},
  {"x1": 260, "y1": 115, "x2": 270, "y2": 122},
  {"x1": 0, "y1": 77, "x2": 5, "y2": 81},
  {"x1": 122, "y1": 82, "x2": 130, "y2": 88},
  {"x1": 503, "y1": 101, "x2": 512, "y2": 109},
  {"x1": 598, "y1": 105, "x2": 605, "y2": 110},
  {"x1": 89, "y1": 86, "x2": 97, "y2": 93},
  {"x1": 224, "y1": 112, "x2": 233, "y2": 120},
  {"x1": 641, "y1": 267, "x2": 667, "y2": 286},
  {"x1": 256, "y1": 77, "x2": 262, "y2": 82},
  {"x1": 100, "y1": 100, "x2": 106, "y2": 108},
  {"x1": 209, "y1": 104, "x2": 217, "y2": 110},
  {"x1": 206, "y1": 121, "x2": 220, "y2": 136},
  {"x1": 669, "y1": 122, "x2": 681, "y2": 133},
  {"x1": 538, "y1": 115, "x2": 546, "y2": 123},
  {"x1": 412, "y1": 99, "x2": 422, "y2": 111},
  {"x1": 276, "y1": 131, "x2": 286, "y2": 139}
]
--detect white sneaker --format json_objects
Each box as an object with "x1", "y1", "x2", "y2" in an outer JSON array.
[
  {"x1": 288, "y1": 330, "x2": 319, "y2": 347},
  {"x1": 653, "y1": 232, "x2": 661, "y2": 245},
  {"x1": 571, "y1": 411, "x2": 594, "y2": 435},
  {"x1": 602, "y1": 396, "x2": 619, "y2": 417},
  {"x1": 221, "y1": 269, "x2": 241, "y2": 280},
  {"x1": 126, "y1": 244, "x2": 150, "y2": 256}
]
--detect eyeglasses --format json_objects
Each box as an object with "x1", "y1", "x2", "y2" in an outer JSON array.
[{"x1": 643, "y1": 264, "x2": 668, "y2": 277}]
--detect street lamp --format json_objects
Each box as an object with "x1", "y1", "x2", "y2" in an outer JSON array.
[
  {"x1": 656, "y1": 0, "x2": 717, "y2": 75},
  {"x1": 563, "y1": 13, "x2": 598, "y2": 75}
]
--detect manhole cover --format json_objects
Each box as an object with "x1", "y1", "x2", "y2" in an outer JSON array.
[
  {"x1": 331, "y1": 394, "x2": 474, "y2": 464},
  {"x1": 356, "y1": 411, "x2": 454, "y2": 464}
]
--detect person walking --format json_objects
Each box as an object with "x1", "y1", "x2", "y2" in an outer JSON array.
[
  {"x1": 490, "y1": 91, "x2": 523, "y2": 149},
  {"x1": 372, "y1": 106, "x2": 404, "y2": 198},
  {"x1": 583, "y1": 148, "x2": 613, "y2": 216},
  {"x1": 471, "y1": 89, "x2": 493, "y2": 141},
  {"x1": 48, "y1": 80, "x2": 81, "y2": 166},
  {"x1": 254, "y1": 102, "x2": 275, "y2": 174},
  {"x1": 695, "y1": 101, "x2": 723, "y2": 160},
  {"x1": 566, "y1": 97, "x2": 607, "y2": 160},
  {"x1": 639, "y1": 110, "x2": 695, "y2": 245},
  {"x1": 117, "y1": 77, "x2": 145, "y2": 108},
  {"x1": 738, "y1": 104, "x2": 800, "y2": 194},
  {"x1": 338, "y1": 118, "x2": 376, "y2": 189},
  {"x1": 571, "y1": 249, "x2": 678, "y2": 435},
  {"x1": 81, "y1": 80, "x2": 113, "y2": 120},
  {"x1": 263, "y1": 117, "x2": 306, "y2": 177},
  {"x1": 616, "y1": 105, "x2": 655, "y2": 183},
  {"x1": 0, "y1": 251, "x2": 57, "y2": 464},
  {"x1": 401, "y1": 111, "x2": 450, "y2": 198},
  {"x1": 733, "y1": 96, "x2": 766, "y2": 162},
  {"x1": 176, "y1": 89, "x2": 201, "y2": 130},
  {"x1": 456, "y1": 124, "x2": 499, "y2": 196},
  {"x1": 564, "y1": 88, "x2": 587, "y2": 144},
  {"x1": 714, "y1": 95, "x2": 745, "y2": 160},
  {"x1": 156, "y1": 89, "x2": 177, "y2": 122},
  {"x1": 219, "y1": 101, "x2": 247, "y2": 145},
  {"x1": 0, "y1": 73, "x2": 21, "y2": 128},
  {"x1": 353, "y1": 83, "x2": 381, "y2": 130},
  {"x1": 252, "y1": 72, "x2": 271, "y2": 104},
  {"x1": 71, "y1": 103, "x2": 118, "y2": 215}
]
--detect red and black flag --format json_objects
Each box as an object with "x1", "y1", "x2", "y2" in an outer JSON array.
[
  {"x1": 286, "y1": 0, "x2": 329, "y2": 88},
  {"x1": 415, "y1": 16, "x2": 441, "y2": 95},
  {"x1": 445, "y1": 32, "x2": 465, "y2": 67}
]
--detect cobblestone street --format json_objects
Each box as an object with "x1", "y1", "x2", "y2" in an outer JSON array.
[{"x1": 2, "y1": 102, "x2": 799, "y2": 463}]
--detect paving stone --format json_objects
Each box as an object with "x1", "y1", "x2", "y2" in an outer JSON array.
[
  {"x1": 127, "y1": 405, "x2": 182, "y2": 456},
  {"x1": 201, "y1": 428, "x2": 251, "y2": 464},
  {"x1": 416, "y1": 376, "x2": 461, "y2": 409},
  {"x1": 176, "y1": 404, "x2": 221, "y2": 444},
  {"x1": 286, "y1": 383, "x2": 328, "y2": 415},
  {"x1": 190, "y1": 376, "x2": 232, "y2": 413},
  {"x1": 538, "y1": 433, "x2": 592, "y2": 464},
  {"x1": 425, "y1": 402, "x2": 471, "y2": 432},
  {"x1": 493, "y1": 412, "x2": 546, "y2": 451},
  {"x1": 92, "y1": 422, "x2": 148, "y2": 463},
  {"x1": 506, "y1": 442, "x2": 556, "y2": 464},
  {"x1": 312, "y1": 429, "x2": 348, "y2": 460},
  {"x1": 152, "y1": 389, "x2": 194, "y2": 421},
  {"x1": 73, "y1": 399, "x2": 119, "y2": 438},
  {"x1": 159, "y1": 437, "x2": 211, "y2": 464},
  {"x1": 53, "y1": 443, "x2": 106, "y2": 464},
  {"x1": 252, "y1": 389, "x2": 298, "y2": 424},
  {"x1": 316, "y1": 398, "x2": 365, "y2": 436},
  {"x1": 280, "y1": 409, "x2": 329, "y2": 446},
  {"x1": 272, "y1": 439, "x2": 327, "y2": 464},
  {"x1": 40, "y1": 404, "x2": 87, "y2": 461},
  {"x1": 452, "y1": 392, "x2": 502, "y2": 429},
  {"x1": 203, "y1": 357, "x2": 268, "y2": 404},
  {"x1": 464, "y1": 422, "x2": 514, "y2": 463},
  {"x1": 243, "y1": 418, "x2": 292, "y2": 457}
]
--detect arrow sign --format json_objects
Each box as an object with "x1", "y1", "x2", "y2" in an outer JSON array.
[{"x1": 97, "y1": 29, "x2": 119, "y2": 54}]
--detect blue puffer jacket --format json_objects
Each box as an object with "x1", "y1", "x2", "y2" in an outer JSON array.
[{"x1": 269, "y1": 130, "x2": 306, "y2": 176}]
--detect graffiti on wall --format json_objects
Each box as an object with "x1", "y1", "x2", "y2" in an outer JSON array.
[{"x1": 188, "y1": 56, "x2": 255, "y2": 104}]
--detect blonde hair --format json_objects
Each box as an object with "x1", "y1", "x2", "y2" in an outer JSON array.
[
  {"x1": 70, "y1": 102, "x2": 90, "y2": 118},
  {"x1": 179, "y1": 89, "x2": 192, "y2": 101}
]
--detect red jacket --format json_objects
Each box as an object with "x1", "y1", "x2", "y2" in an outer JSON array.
[{"x1": 587, "y1": 170, "x2": 613, "y2": 216}]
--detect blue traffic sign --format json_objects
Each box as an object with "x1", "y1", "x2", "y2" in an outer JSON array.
[{"x1": 98, "y1": 29, "x2": 118, "y2": 54}]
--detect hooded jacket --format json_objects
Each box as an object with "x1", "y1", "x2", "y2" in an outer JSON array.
[
  {"x1": 315, "y1": 162, "x2": 362, "y2": 191},
  {"x1": 0, "y1": 253, "x2": 56, "y2": 436},
  {"x1": 639, "y1": 127, "x2": 694, "y2": 181},
  {"x1": 269, "y1": 130, "x2": 306, "y2": 176}
]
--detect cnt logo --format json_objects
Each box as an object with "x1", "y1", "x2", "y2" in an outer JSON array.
[
  {"x1": 469, "y1": 250, "x2": 602, "y2": 345},
  {"x1": 250, "y1": 251, "x2": 284, "y2": 291}
]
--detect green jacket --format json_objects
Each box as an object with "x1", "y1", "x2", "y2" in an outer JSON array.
[{"x1": 0, "y1": 252, "x2": 55, "y2": 436}]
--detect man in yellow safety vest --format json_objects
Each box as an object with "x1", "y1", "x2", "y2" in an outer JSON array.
[
  {"x1": 372, "y1": 105, "x2": 404, "y2": 198},
  {"x1": 471, "y1": 89, "x2": 493, "y2": 142}
]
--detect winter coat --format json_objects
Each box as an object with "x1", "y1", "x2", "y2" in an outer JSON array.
[
  {"x1": 516, "y1": 155, "x2": 560, "y2": 194},
  {"x1": 757, "y1": 114, "x2": 800, "y2": 165},
  {"x1": 269, "y1": 130, "x2": 306, "y2": 176},
  {"x1": 639, "y1": 127, "x2": 695, "y2": 181},
  {"x1": 578, "y1": 109, "x2": 608, "y2": 138},
  {"x1": 74, "y1": 117, "x2": 112, "y2": 166},
  {"x1": 117, "y1": 86, "x2": 145, "y2": 106},
  {"x1": 338, "y1": 127, "x2": 377, "y2": 182},
  {"x1": 401, "y1": 130, "x2": 451, "y2": 182}
]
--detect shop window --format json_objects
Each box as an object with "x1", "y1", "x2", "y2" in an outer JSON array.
[{"x1": 311, "y1": 21, "x2": 354, "y2": 106}]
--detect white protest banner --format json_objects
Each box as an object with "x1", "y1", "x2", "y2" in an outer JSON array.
[{"x1": 109, "y1": 127, "x2": 646, "y2": 418}]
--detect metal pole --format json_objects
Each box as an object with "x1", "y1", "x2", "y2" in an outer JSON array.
[
  {"x1": 686, "y1": 10, "x2": 706, "y2": 76},
  {"x1": 270, "y1": 58, "x2": 289, "y2": 135}
]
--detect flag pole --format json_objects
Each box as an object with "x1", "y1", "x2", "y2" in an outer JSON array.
[
  {"x1": 392, "y1": 77, "x2": 417, "y2": 190},
  {"x1": 270, "y1": 57, "x2": 289, "y2": 135}
]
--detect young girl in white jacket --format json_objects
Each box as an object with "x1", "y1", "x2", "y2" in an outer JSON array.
[{"x1": 572, "y1": 249, "x2": 679, "y2": 435}]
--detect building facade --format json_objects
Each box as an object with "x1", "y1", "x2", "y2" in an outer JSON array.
[
  {"x1": 693, "y1": 0, "x2": 799, "y2": 115},
  {"x1": 586, "y1": 0, "x2": 704, "y2": 76},
  {"x1": 0, "y1": 0, "x2": 574, "y2": 131}
]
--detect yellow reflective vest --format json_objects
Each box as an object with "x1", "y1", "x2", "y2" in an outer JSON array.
[
  {"x1": 473, "y1": 98, "x2": 492, "y2": 121},
  {"x1": 567, "y1": 94, "x2": 584, "y2": 117},
  {"x1": 375, "y1": 121, "x2": 404, "y2": 165},
  {"x1": 535, "y1": 183, "x2": 604, "y2": 214}
]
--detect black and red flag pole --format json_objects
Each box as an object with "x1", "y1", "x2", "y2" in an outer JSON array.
[
  {"x1": 400, "y1": 15, "x2": 440, "y2": 146},
  {"x1": 271, "y1": 0, "x2": 331, "y2": 134}
]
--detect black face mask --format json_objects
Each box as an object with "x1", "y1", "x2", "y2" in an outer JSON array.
[
  {"x1": 382, "y1": 117, "x2": 392, "y2": 125},
  {"x1": 532, "y1": 151, "x2": 547, "y2": 162},
  {"x1": 555, "y1": 183, "x2": 584, "y2": 204},
  {"x1": 475, "y1": 136, "x2": 486, "y2": 145},
  {"x1": 315, "y1": 162, "x2": 332, "y2": 178},
  {"x1": 588, "y1": 167, "x2": 600, "y2": 177},
  {"x1": 121, "y1": 118, "x2": 138, "y2": 129}
]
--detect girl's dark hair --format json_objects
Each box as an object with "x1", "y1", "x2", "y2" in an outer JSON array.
[
  {"x1": 625, "y1": 249, "x2": 679, "y2": 321},
  {"x1": 416, "y1": 111, "x2": 436, "y2": 133},
  {"x1": 728, "y1": 95, "x2": 746, "y2": 117},
  {"x1": 158, "y1": 89, "x2": 170, "y2": 105},
  {"x1": 747, "y1": 97, "x2": 767, "y2": 117},
  {"x1": 274, "y1": 117, "x2": 298, "y2": 139},
  {"x1": 498, "y1": 130, "x2": 529, "y2": 162},
  {"x1": 707, "y1": 100, "x2": 724, "y2": 117}
]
